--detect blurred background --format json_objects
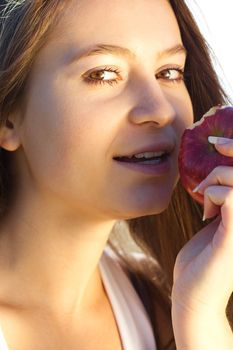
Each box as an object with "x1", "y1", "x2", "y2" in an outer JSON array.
[{"x1": 187, "y1": 0, "x2": 233, "y2": 100}]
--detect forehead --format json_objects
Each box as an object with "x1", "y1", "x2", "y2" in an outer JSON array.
[{"x1": 49, "y1": 0, "x2": 182, "y2": 57}]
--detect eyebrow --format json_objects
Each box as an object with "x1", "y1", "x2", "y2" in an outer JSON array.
[{"x1": 69, "y1": 43, "x2": 187, "y2": 64}]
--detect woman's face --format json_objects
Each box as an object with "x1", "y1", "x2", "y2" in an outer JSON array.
[{"x1": 16, "y1": 0, "x2": 193, "y2": 220}]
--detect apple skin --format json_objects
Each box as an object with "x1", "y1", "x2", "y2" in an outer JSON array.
[{"x1": 178, "y1": 105, "x2": 233, "y2": 205}]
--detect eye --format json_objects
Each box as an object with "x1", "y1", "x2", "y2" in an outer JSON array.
[
  {"x1": 156, "y1": 67, "x2": 184, "y2": 83},
  {"x1": 83, "y1": 67, "x2": 122, "y2": 86}
]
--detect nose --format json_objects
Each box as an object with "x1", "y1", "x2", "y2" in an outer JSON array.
[{"x1": 128, "y1": 78, "x2": 176, "y2": 127}]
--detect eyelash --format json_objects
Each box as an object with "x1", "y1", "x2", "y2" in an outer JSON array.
[{"x1": 83, "y1": 66, "x2": 185, "y2": 87}]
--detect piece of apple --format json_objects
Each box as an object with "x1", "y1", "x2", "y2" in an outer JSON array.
[{"x1": 178, "y1": 105, "x2": 233, "y2": 205}]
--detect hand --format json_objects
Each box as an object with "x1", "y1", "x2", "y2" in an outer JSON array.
[{"x1": 171, "y1": 137, "x2": 233, "y2": 349}]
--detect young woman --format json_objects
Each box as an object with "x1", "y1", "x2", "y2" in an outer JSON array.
[{"x1": 0, "y1": 0, "x2": 232, "y2": 349}]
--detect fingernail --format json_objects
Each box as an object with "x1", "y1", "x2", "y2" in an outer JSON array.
[
  {"x1": 208, "y1": 136, "x2": 231, "y2": 145},
  {"x1": 192, "y1": 183, "x2": 202, "y2": 193},
  {"x1": 202, "y1": 213, "x2": 206, "y2": 221}
]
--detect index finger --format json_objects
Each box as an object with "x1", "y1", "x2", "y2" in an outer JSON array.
[{"x1": 208, "y1": 136, "x2": 233, "y2": 157}]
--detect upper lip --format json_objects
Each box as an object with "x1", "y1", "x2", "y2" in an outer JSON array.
[{"x1": 113, "y1": 140, "x2": 175, "y2": 158}]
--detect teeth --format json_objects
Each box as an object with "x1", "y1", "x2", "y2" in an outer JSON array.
[{"x1": 134, "y1": 151, "x2": 165, "y2": 159}]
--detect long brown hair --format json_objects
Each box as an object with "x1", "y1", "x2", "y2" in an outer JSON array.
[
  {"x1": 0, "y1": 0, "x2": 66, "y2": 209},
  {"x1": 0, "y1": 1, "x2": 232, "y2": 349}
]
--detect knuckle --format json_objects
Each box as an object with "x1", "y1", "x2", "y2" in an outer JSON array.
[
  {"x1": 212, "y1": 165, "x2": 225, "y2": 175},
  {"x1": 225, "y1": 188, "x2": 233, "y2": 204},
  {"x1": 207, "y1": 166, "x2": 221, "y2": 181},
  {"x1": 209, "y1": 165, "x2": 233, "y2": 185},
  {"x1": 204, "y1": 186, "x2": 212, "y2": 196}
]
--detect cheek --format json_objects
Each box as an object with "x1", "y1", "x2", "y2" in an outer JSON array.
[
  {"x1": 175, "y1": 89, "x2": 194, "y2": 139},
  {"x1": 183, "y1": 88, "x2": 194, "y2": 126},
  {"x1": 20, "y1": 83, "x2": 117, "y2": 193}
]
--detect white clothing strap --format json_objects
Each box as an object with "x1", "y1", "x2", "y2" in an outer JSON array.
[
  {"x1": 0, "y1": 328, "x2": 9, "y2": 350},
  {"x1": 99, "y1": 248, "x2": 157, "y2": 350}
]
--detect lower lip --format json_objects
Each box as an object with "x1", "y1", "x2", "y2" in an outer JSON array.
[{"x1": 113, "y1": 156, "x2": 171, "y2": 176}]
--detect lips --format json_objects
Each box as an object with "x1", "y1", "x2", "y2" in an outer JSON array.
[
  {"x1": 113, "y1": 141, "x2": 175, "y2": 162},
  {"x1": 115, "y1": 152, "x2": 168, "y2": 163}
]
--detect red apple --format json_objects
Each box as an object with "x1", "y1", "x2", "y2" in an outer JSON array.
[{"x1": 178, "y1": 105, "x2": 233, "y2": 205}]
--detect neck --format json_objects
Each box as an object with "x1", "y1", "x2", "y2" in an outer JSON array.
[{"x1": 0, "y1": 195, "x2": 116, "y2": 322}]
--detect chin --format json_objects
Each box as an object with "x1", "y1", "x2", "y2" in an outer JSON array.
[
  {"x1": 104, "y1": 181, "x2": 175, "y2": 220},
  {"x1": 116, "y1": 198, "x2": 171, "y2": 220}
]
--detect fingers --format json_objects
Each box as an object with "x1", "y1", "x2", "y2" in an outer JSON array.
[
  {"x1": 193, "y1": 136, "x2": 233, "y2": 194},
  {"x1": 194, "y1": 166, "x2": 233, "y2": 195},
  {"x1": 203, "y1": 186, "x2": 233, "y2": 232},
  {"x1": 193, "y1": 165, "x2": 233, "y2": 230},
  {"x1": 193, "y1": 136, "x2": 233, "y2": 225},
  {"x1": 208, "y1": 136, "x2": 233, "y2": 157}
]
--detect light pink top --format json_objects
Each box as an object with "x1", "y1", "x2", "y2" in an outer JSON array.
[{"x1": 99, "y1": 248, "x2": 157, "y2": 350}]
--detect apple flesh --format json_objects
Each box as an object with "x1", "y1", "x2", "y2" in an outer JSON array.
[{"x1": 178, "y1": 105, "x2": 233, "y2": 205}]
